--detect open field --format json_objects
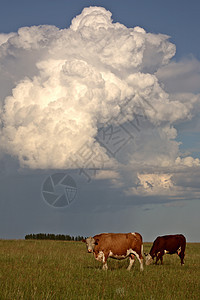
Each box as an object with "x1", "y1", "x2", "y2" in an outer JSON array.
[{"x1": 0, "y1": 240, "x2": 199, "y2": 299}]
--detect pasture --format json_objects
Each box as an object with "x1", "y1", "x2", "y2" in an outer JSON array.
[{"x1": 0, "y1": 240, "x2": 199, "y2": 299}]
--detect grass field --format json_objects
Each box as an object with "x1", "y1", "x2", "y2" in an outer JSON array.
[{"x1": 0, "y1": 240, "x2": 199, "y2": 299}]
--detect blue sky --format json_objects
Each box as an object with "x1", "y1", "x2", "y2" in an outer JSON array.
[{"x1": 0, "y1": 0, "x2": 200, "y2": 242}]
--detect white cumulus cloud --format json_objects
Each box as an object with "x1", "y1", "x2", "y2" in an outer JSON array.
[{"x1": 0, "y1": 5, "x2": 199, "y2": 183}]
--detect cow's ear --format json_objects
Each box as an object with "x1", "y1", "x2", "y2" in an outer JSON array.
[
  {"x1": 82, "y1": 239, "x2": 86, "y2": 243},
  {"x1": 95, "y1": 238, "x2": 99, "y2": 245}
]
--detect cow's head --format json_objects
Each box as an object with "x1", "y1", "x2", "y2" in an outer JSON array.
[
  {"x1": 145, "y1": 253, "x2": 154, "y2": 265},
  {"x1": 82, "y1": 237, "x2": 99, "y2": 253}
]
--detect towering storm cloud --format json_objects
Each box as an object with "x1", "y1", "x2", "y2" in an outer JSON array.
[{"x1": 0, "y1": 6, "x2": 199, "y2": 179}]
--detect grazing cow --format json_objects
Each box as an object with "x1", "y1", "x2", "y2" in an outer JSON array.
[
  {"x1": 82, "y1": 232, "x2": 144, "y2": 271},
  {"x1": 145, "y1": 234, "x2": 186, "y2": 266}
]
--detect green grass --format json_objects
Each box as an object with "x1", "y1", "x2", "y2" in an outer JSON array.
[{"x1": 0, "y1": 240, "x2": 199, "y2": 299}]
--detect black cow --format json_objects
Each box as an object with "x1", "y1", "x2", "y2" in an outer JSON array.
[{"x1": 145, "y1": 234, "x2": 186, "y2": 265}]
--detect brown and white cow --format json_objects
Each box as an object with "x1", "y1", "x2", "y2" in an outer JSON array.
[
  {"x1": 145, "y1": 234, "x2": 186, "y2": 266},
  {"x1": 82, "y1": 232, "x2": 144, "y2": 271}
]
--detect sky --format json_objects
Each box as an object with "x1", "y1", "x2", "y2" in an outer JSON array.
[{"x1": 0, "y1": 0, "x2": 200, "y2": 242}]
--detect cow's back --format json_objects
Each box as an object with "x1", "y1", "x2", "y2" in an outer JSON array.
[
  {"x1": 152, "y1": 234, "x2": 186, "y2": 254},
  {"x1": 94, "y1": 232, "x2": 142, "y2": 256}
]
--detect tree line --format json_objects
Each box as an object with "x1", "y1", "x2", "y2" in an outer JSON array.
[{"x1": 25, "y1": 233, "x2": 85, "y2": 241}]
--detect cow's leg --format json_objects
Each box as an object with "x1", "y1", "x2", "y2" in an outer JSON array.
[
  {"x1": 179, "y1": 251, "x2": 185, "y2": 265},
  {"x1": 102, "y1": 262, "x2": 108, "y2": 270},
  {"x1": 131, "y1": 251, "x2": 144, "y2": 271},
  {"x1": 102, "y1": 253, "x2": 108, "y2": 270},
  {"x1": 177, "y1": 247, "x2": 185, "y2": 265},
  {"x1": 157, "y1": 251, "x2": 164, "y2": 265},
  {"x1": 155, "y1": 253, "x2": 159, "y2": 265},
  {"x1": 160, "y1": 255, "x2": 163, "y2": 265},
  {"x1": 127, "y1": 254, "x2": 135, "y2": 271},
  {"x1": 139, "y1": 254, "x2": 144, "y2": 271}
]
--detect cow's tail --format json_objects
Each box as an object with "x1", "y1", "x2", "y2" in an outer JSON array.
[
  {"x1": 141, "y1": 244, "x2": 144, "y2": 258},
  {"x1": 181, "y1": 235, "x2": 186, "y2": 254},
  {"x1": 140, "y1": 243, "x2": 144, "y2": 271},
  {"x1": 179, "y1": 235, "x2": 186, "y2": 265}
]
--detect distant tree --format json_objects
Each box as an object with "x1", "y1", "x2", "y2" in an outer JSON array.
[
  {"x1": 25, "y1": 233, "x2": 85, "y2": 241},
  {"x1": 65, "y1": 235, "x2": 71, "y2": 241}
]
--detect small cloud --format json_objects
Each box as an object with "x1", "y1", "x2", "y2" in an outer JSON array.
[
  {"x1": 175, "y1": 156, "x2": 200, "y2": 167},
  {"x1": 94, "y1": 170, "x2": 120, "y2": 180},
  {"x1": 137, "y1": 173, "x2": 173, "y2": 190}
]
